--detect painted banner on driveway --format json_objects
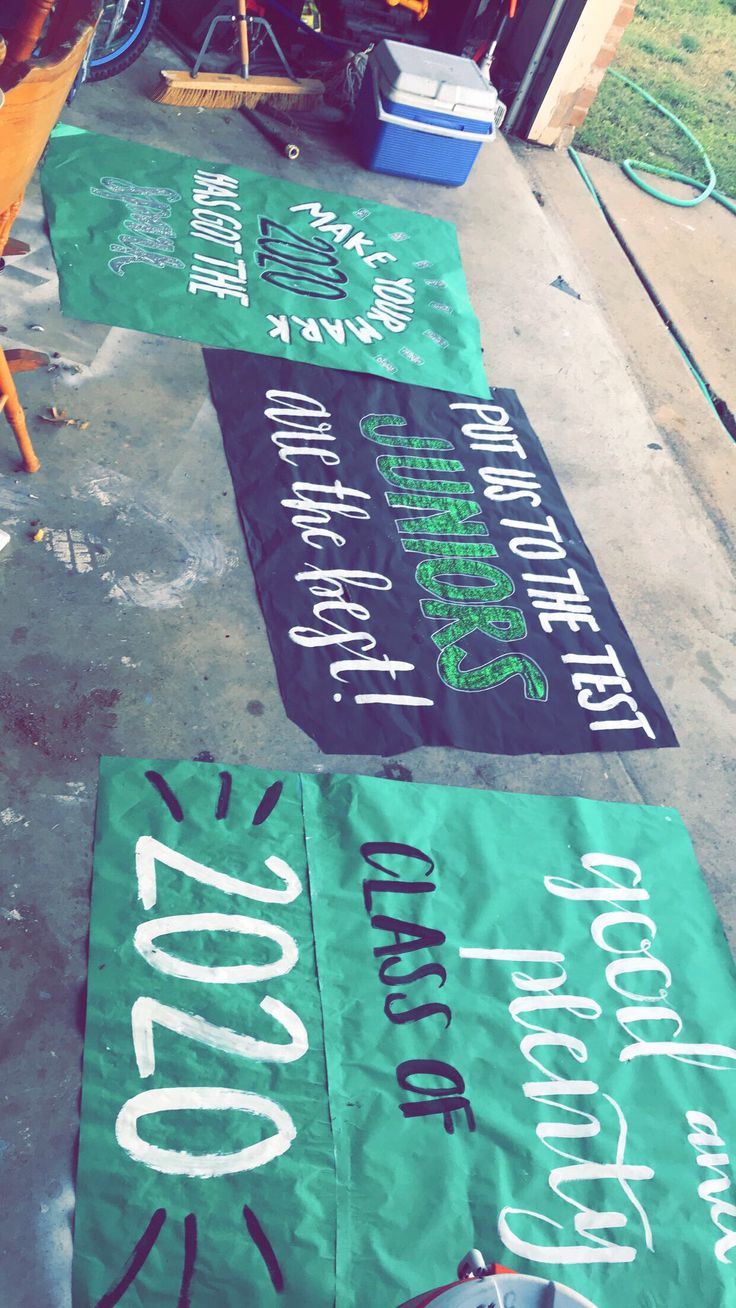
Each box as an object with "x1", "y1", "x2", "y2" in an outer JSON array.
[
  {"x1": 205, "y1": 353, "x2": 676, "y2": 755},
  {"x1": 74, "y1": 758, "x2": 736, "y2": 1306},
  {"x1": 41, "y1": 128, "x2": 488, "y2": 395}
]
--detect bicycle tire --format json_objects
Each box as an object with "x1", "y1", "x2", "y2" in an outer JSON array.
[{"x1": 86, "y1": 0, "x2": 163, "y2": 81}]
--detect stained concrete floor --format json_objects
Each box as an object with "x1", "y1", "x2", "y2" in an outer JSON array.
[{"x1": 1, "y1": 38, "x2": 735, "y2": 1307}]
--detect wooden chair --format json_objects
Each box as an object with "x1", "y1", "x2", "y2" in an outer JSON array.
[{"x1": 0, "y1": 0, "x2": 100, "y2": 471}]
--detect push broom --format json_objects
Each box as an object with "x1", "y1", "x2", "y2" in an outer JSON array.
[{"x1": 152, "y1": 0, "x2": 324, "y2": 110}]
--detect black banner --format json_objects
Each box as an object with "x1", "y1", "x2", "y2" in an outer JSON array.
[{"x1": 206, "y1": 353, "x2": 676, "y2": 756}]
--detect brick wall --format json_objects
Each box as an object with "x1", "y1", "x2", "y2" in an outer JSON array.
[
  {"x1": 527, "y1": 0, "x2": 638, "y2": 149},
  {"x1": 569, "y1": 0, "x2": 637, "y2": 128}
]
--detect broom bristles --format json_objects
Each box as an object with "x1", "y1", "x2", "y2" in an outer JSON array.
[
  {"x1": 255, "y1": 86, "x2": 324, "y2": 112},
  {"x1": 151, "y1": 78, "x2": 258, "y2": 108},
  {"x1": 151, "y1": 70, "x2": 324, "y2": 111}
]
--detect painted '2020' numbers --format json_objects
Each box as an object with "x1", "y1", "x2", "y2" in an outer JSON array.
[{"x1": 115, "y1": 823, "x2": 308, "y2": 1180}]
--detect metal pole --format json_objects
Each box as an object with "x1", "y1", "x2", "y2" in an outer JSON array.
[{"x1": 503, "y1": 0, "x2": 567, "y2": 134}]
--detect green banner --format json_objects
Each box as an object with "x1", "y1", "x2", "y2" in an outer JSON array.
[
  {"x1": 75, "y1": 759, "x2": 736, "y2": 1306},
  {"x1": 74, "y1": 759, "x2": 335, "y2": 1307},
  {"x1": 41, "y1": 130, "x2": 488, "y2": 396}
]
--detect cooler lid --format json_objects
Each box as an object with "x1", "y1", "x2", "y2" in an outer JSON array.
[{"x1": 371, "y1": 40, "x2": 498, "y2": 118}]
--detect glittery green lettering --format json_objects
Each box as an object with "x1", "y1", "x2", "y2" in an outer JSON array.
[
  {"x1": 377, "y1": 455, "x2": 474, "y2": 496},
  {"x1": 360, "y1": 413, "x2": 453, "y2": 451},
  {"x1": 387, "y1": 493, "x2": 488, "y2": 537},
  {"x1": 422, "y1": 602, "x2": 547, "y2": 698},
  {"x1": 422, "y1": 601, "x2": 526, "y2": 644},
  {"x1": 416, "y1": 557, "x2": 514, "y2": 603},
  {"x1": 401, "y1": 539, "x2": 499, "y2": 559},
  {"x1": 438, "y1": 647, "x2": 547, "y2": 698}
]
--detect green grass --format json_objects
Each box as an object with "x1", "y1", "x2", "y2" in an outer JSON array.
[{"x1": 575, "y1": 0, "x2": 736, "y2": 198}]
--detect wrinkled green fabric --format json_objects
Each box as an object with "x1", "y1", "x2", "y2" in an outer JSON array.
[
  {"x1": 41, "y1": 129, "x2": 488, "y2": 396},
  {"x1": 75, "y1": 759, "x2": 736, "y2": 1307},
  {"x1": 74, "y1": 758, "x2": 335, "y2": 1307}
]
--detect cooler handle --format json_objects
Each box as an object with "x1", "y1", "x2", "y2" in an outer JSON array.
[{"x1": 370, "y1": 67, "x2": 495, "y2": 144}]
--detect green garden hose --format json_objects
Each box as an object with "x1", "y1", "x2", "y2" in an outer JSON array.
[
  {"x1": 568, "y1": 145, "x2": 603, "y2": 208},
  {"x1": 606, "y1": 68, "x2": 736, "y2": 214}
]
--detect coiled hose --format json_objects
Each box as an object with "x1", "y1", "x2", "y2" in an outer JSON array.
[{"x1": 582, "y1": 68, "x2": 736, "y2": 214}]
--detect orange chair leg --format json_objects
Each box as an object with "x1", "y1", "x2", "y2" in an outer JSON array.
[
  {"x1": 0, "y1": 348, "x2": 41, "y2": 472},
  {"x1": 0, "y1": 194, "x2": 24, "y2": 259}
]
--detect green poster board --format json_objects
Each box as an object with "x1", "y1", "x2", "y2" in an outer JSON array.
[
  {"x1": 41, "y1": 130, "x2": 488, "y2": 396},
  {"x1": 75, "y1": 759, "x2": 736, "y2": 1306}
]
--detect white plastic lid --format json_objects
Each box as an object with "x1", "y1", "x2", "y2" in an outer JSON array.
[{"x1": 371, "y1": 39, "x2": 498, "y2": 118}]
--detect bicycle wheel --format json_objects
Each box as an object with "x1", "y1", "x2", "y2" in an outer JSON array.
[{"x1": 86, "y1": 0, "x2": 162, "y2": 81}]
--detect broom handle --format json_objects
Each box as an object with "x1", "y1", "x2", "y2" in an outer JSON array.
[{"x1": 237, "y1": 0, "x2": 249, "y2": 79}]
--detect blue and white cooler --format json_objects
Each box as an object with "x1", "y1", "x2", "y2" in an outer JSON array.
[{"x1": 354, "y1": 40, "x2": 498, "y2": 187}]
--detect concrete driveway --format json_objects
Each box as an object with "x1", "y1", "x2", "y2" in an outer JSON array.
[
  {"x1": 573, "y1": 153, "x2": 735, "y2": 426},
  {"x1": 1, "y1": 39, "x2": 734, "y2": 1305}
]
